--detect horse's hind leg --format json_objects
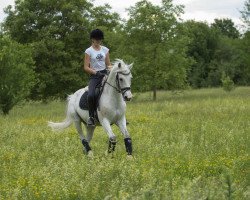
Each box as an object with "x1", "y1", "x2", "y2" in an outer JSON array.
[{"x1": 74, "y1": 119, "x2": 92, "y2": 156}]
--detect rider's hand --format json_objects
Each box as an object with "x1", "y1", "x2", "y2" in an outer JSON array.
[{"x1": 95, "y1": 71, "x2": 106, "y2": 77}]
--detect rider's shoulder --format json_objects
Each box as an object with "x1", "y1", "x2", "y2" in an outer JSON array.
[
  {"x1": 85, "y1": 46, "x2": 94, "y2": 55},
  {"x1": 85, "y1": 46, "x2": 93, "y2": 51},
  {"x1": 101, "y1": 46, "x2": 109, "y2": 53}
]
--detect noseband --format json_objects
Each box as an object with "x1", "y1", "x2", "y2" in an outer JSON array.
[
  {"x1": 116, "y1": 71, "x2": 131, "y2": 95},
  {"x1": 105, "y1": 71, "x2": 131, "y2": 95}
]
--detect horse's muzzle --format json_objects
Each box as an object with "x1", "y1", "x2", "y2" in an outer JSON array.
[
  {"x1": 123, "y1": 91, "x2": 133, "y2": 101},
  {"x1": 124, "y1": 96, "x2": 132, "y2": 101}
]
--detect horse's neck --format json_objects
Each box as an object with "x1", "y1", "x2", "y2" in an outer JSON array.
[{"x1": 102, "y1": 72, "x2": 123, "y2": 104}]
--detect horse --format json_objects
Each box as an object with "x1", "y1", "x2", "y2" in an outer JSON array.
[{"x1": 48, "y1": 59, "x2": 133, "y2": 158}]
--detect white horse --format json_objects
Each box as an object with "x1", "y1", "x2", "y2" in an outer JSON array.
[{"x1": 48, "y1": 59, "x2": 133, "y2": 158}]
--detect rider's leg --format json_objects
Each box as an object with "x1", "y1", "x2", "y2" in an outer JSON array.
[
  {"x1": 87, "y1": 78, "x2": 98, "y2": 126},
  {"x1": 87, "y1": 75, "x2": 103, "y2": 126}
]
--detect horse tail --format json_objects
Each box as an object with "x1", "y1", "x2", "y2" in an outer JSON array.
[{"x1": 48, "y1": 94, "x2": 75, "y2": 131}]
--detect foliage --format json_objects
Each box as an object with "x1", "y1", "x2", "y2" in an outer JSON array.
[
  {"x1": 211, "y1": 18, "x2": 240, "y2": 39},
  {"x1": 3, "y1": 0, "x2": 120, "y2": 100},
  {"x1": 184, "y1": 19, "x2": 250, "y2": 88},
  {"x1": 184, "y1": 20, "x2": 220, "y2": 88},
  {"x1": 237, "y1": 31, "x2": 250, "y2": 85},
  {"x1": 122, "y1": 0, "x2": 190, "y2": 100},
  {"x1": 207, "y1": 27, "x2": 250, "y2": 87},
  {"x1": 221, "y1": 73, "x2": 235, "y2": 92},
  {"x1": 89, "y1": 4, "x2": 121, "y2": 31},
  {"x1": 0, "y1": 36, "x2": 35, "y2": 114},
  {"x1": 208, "y1": 36, "x2": 241, "y2": 86},
  {"x1": 0, "y1": 0, "x2": 249, "y2": 102},
  {"x1": 0, "y1": 87, "x2": 249, "y2": 199},
  {"x1": 241, "y1": 0, "x2": 250, "y2": 30}
]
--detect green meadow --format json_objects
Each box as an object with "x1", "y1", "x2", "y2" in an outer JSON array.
[{"x1": 0, "y1": 87, "x2": 249, "y2": 199}]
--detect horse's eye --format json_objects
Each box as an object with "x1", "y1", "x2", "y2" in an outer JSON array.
[{"x1": 119, "y1": 78, "x2": 123, "y2": 81}]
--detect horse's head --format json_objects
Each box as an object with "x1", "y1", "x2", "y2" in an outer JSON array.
[{"x1": 111, "y1": 59, "x2": 133, "y2": 101}]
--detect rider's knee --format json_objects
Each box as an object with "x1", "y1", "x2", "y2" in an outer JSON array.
[{"x1": 87, "y1": 92, "x2": 95, "y2": 100}]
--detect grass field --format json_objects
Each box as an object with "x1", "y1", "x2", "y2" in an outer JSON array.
[{"x1": 0, "y1": 87, "x2": 249, "y2": 199}]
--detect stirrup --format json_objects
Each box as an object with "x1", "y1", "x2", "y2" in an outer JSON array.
[{"x1": 87, "y1": 117, "x2": 95, "y2": 126}]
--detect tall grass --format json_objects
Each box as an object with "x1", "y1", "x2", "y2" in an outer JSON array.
[{"x1": 0, "y1": 87, "x2": 249, "y2": 199}]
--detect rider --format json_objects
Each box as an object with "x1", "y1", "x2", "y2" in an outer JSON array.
[{"x1": 84, "y1": 29, "x2": 112, "y2": 126}]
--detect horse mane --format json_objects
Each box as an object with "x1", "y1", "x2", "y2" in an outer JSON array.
[{"x1": 111, "y1": 59, "x2": 129, "y2": 73}]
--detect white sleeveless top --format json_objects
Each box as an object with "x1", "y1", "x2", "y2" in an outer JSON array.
[{"x1": 85, "y1": 46, "x2": 109, "y2": 71}]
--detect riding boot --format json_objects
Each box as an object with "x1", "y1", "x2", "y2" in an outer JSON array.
[
  {"x1": 87, "y1": 94, "x2": 96, "y2": 127},
  {"x1": 87, "y1": 104, "x2": 95, "y2": 126},
  {"x1": 87, "y1": 116, "x2": 95, "y2": 126}
]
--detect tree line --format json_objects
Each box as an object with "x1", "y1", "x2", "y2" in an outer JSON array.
[{"x1": 0, "y1": 0, "x2": 249, "y2": 114}]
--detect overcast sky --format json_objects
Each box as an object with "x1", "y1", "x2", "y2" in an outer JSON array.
[{"x1": 0, "y1": 0, "x2": 246, "y2": 27}]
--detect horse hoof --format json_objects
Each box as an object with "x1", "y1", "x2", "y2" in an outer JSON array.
[
  {"x1": 105, "y1": 150, "x2": 115, "y2": 158},
  {"x1": 87, "y1": 150, "x2": 94, "y2": 158},
  {"x1": 126, "y1": 155, "x2": 134, "y2": 160}
]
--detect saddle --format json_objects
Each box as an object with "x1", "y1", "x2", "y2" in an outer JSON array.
[{"x1": 79, "y1": 76, "x2": 107, "y2": 112}]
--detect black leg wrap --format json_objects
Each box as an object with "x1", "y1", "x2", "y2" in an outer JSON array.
[
  {"x1": 124, "y1": 138, "x2": 132, "y2": 155},
  {"x1": 82, "y1": 139, "x2": 91, "y2": 152},
  {"x1": 108, "y1": 139, "x2": 117, "y2": 153}
]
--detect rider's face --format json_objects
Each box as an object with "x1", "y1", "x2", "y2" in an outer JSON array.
[{"x1": 92, "y1": 39, "x2": 102, "y2": 46}]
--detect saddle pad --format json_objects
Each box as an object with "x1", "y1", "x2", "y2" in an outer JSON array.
[{"x1": 79, "y1": 91, "x2": 89, "y2": 110}]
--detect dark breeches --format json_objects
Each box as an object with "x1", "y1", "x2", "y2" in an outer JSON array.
[{"x1": 88, "y1": 69, "x2": 107, "y2": 117}]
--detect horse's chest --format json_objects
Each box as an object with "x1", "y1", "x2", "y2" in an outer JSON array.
[{"x1": 100, "y1": 105, "x2": 125, "y2": 119}]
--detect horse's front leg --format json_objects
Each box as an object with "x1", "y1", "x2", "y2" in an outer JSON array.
[
  {"x1": 100, "y1": 118, "x2": 117, "y2": 155},
  {"x1": 116, "y1": 115, "x2": 133, "y2": 157}
]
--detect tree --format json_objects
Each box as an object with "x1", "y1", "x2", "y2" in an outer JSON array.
[
  {"x1": 89, "y1": 4, "x2": 121, "y2": 31},
  {"x1": 0, "y1": 36, "x2": 36, "y2": 114},
  {"x1": 241, "y1": 0, "x2": 250, "y2": 30},
  {"x1": 184, "y1": 20, "x2": 220, "y2": 88},
  {"x1": 3, "y1": 0, "x2": 121, "y2": 100},
  {"x1": 209, "y1": 17, "x2": 249, "y2": 86},
  {"x1": 3, "y1": 0, "x2": 92, "y2": 100},
  {"x1": 211, "y1": 18, "x2": 240, "y2": 39},
  {"x1": 236, "y1": 31, "x2": 250, "y2": 85},
  {"x1": 236, "y1": 0, "x2": 250, "y2": 85},
  {"x1": 123, "y1": 0, "x2": 190, "y2": 100},
  {"x1": 208, "y1": 36, "x2": 247, "y2": 86}
]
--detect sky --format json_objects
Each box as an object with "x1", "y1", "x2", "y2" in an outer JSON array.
[{"x1": 0, "y1": 0, "x2": 246, "y2": 27}]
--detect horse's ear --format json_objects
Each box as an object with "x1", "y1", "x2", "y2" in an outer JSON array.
[
  {"x1": 118, "y1": 63, "x2": 121, "y2": 68},
  {"x1": 129, "y1": 63, "x2": 133, "y2": 70}
]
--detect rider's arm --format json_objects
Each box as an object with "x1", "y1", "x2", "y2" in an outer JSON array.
[
  {"x1": 84, "y1": 53, "x2": 96, "y2": 75},
  {"x1": 105, "y1": 52, "x2": 112, "y2": 70}
]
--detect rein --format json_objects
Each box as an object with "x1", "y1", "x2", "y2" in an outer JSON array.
[{"x1": 104, "y1": 71, "x2": 131, "y2": 95}]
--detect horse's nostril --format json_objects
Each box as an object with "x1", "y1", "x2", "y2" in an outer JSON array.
[{"x1": 125, "y1": 97, "x2": 131, "y2": 101}]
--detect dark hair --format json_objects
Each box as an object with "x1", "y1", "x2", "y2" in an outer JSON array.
[{"x1": 90, "y1": 29, "x2": 104, "y2": 40}]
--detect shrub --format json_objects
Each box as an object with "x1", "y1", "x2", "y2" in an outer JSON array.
[
  {"x1": 221, "y1": 73, "x2": 235, "y2": 92},
  {"x1": 0, "y1": 36, "x2": 36, "y2": 114}
]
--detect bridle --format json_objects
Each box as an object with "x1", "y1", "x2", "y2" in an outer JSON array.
[{"x1": 105, "y1": 71, "x2": 131, "y2": 96}]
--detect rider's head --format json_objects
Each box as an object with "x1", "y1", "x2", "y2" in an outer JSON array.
[{"x1": 90, "y1": 29, "x2": 104, "y2": 45}]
